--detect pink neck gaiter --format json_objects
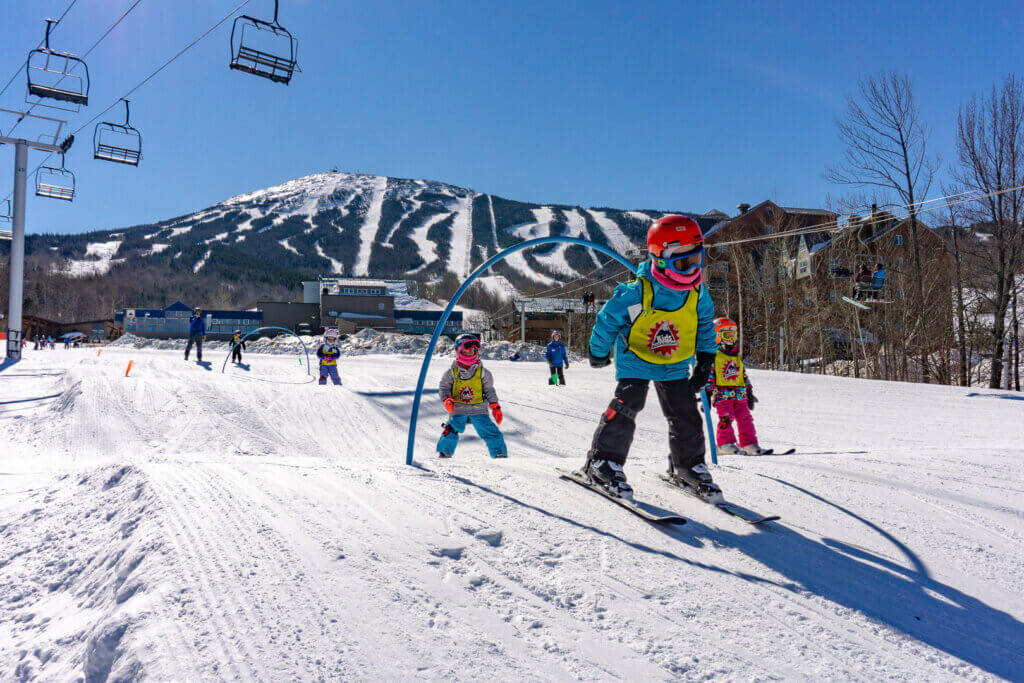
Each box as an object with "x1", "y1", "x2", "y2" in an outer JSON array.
[
  {"x1": 456, "y1": 353, "x2": 477, "y2": 368},
  {"x1": 650, "y1": 264, "x2": 702, "y2": 291}
]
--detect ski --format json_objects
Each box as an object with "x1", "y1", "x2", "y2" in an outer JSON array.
[
  {"x1": 557, "y1": 469, "x2": 687, "y2": 525},
  {"x1": 658, "y1": 473, "x2": 780, "y2": 525},
  {"x1": 742, "y1": 447, "x2": 796, "y2": 456}
]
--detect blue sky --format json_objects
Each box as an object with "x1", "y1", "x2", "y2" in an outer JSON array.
[{"x1": 1, "y1": 0, "x2": 1021, "y2": 235}]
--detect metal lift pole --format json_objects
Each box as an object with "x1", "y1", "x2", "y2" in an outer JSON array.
[
  {"x1": 6, "y1": 141, "x2": 27, "y2": 359},
  {"x1": 2, "y1": 128, "x2": 67, "y2": 361}
]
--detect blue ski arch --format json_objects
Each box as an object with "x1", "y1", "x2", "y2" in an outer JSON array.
[
  {"x1": 404, "y1": 236, "x2": 721, "y2": 466},
  {"x1": 221, "y1": 326, "x2": 312, "y2": 376}
]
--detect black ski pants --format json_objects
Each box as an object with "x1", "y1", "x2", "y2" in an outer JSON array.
[
  {"x1": 232, "y1": 345, "x2": 243, "y2": 363},
  {"x1": 185, "y1": 334, "x2": 203, "y2": 361},
  {"x1": 548, "y1": 365, "x2": 566, "y2": 385},
  {"x1": 588, "y1": 378, "x2": 705, "y2": 473}
]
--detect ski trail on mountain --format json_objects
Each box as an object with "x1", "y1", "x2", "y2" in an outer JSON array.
[
  {"x1": 354, "y1": 176, "x2": 389, "y2": 276},
  {"x1": 448, "y1": 194, "x2": 473, "y2": 279},
  {"x1": 588, "y1": 210, "x2": 633, "y2": 256}
]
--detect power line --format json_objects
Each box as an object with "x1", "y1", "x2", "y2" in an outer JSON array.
[{"x1": 0, "y1": 0, "x2": 79, "y2": 101}]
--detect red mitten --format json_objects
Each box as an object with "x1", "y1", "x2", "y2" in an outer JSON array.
[
  {"x1": 490, "y1": 403, "x2": 503, "y2": 425},
  {"x1": 443, "y1": 397, "x2": 456, "y2": 414}
]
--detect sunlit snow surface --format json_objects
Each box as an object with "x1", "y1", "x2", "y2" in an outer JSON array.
[{"x1": 2, "y1": 347, "x2": 1023, "y2": 680}]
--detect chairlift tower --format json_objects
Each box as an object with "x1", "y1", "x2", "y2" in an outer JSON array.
[{"x1": 0, "y1": 108, "x2": 74, "y2": 361}]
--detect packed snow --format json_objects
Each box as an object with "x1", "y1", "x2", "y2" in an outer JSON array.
[
  {"x1": 2, "y1": 343, "x2": 1023, "y2": 680},
  {"x1": 354, "y1": 176, "x2": 389, "y2": 277}
]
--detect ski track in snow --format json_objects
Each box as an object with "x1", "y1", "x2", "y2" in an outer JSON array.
[
  {"x1": 447, "y1": 194, "x2": 473, "y2": 279},
  {"x1": 193, "y1": 250, "x2": 211, "y2": 273},
  {"x1": 354, "y1": 176, "x2": 388, "y2": 277},
  {"x1": 3, "y1": 349, "x2": 1024, "y2": 680},
  {"x1": 279, "y1": 238, "x2": 299, "y2": 256},
  {"x1": 409, "y1": 211, "x2": 450, "y2": 274},
  {"x1": 315, "y1": 240, "x2": 343, "y2": 274},
  {"x1": 588, "y1": 209, "x2": 634, "y2": 256}
]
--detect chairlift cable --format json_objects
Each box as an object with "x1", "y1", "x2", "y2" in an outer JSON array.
[
  {"x1": 7, "y1": 0, "x2": 146, "y2": 137},
  {"x1": 5, "y1": 0, "x2": 253, "y2": 201},
  {"x1": 0, "y1": 0, "x2": 79, "y2": 101}
]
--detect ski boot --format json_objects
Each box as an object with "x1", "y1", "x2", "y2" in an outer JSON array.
[
  {"x1": 717, "y1": 443, "x2": 741, "y2": 455},
  {"x1": 740, "y1": 444, "x2": 770, "y2": 456},
  {"x1": 668, "y1": 463, "x2": 723, "y2": 503},
  {"x1": 586, "y1": 459, "x2": 633, "y2": 500},
  {"x1": 437, "y1": 452, "x2": 453, "y2": 458}
]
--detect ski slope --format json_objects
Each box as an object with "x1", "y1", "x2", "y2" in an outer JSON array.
[{"x1": 2, "y1": 347, "x2": 1023, "y2": 681}]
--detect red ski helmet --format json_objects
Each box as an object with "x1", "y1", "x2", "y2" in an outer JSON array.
[{"x1": 647, "y1": 215, "x2": 703, "y2": 259}]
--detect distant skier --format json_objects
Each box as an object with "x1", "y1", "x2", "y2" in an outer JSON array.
[
  {"x1": 230, "y1": 330, "x2": 246, "y2": 364},
  {"x1": 437, "y1": 334, "x2": 507, "y2": 459},
  {"x1": 545, "y1": 330, "x2": 569, "y2": 386},
  {"x1": 184, "y1": 308, "x2": 206, "y2": 362},
  {"x1": 316, "y1": 328, "x2": 342, "y2": 385},
  {"x1": 705, "y1": 317, "x2": 767, "y2": 455},
  {"x1": 583, "y1": 215, "x2": 719, "y2": 500}
]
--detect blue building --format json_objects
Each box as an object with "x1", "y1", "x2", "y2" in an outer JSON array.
[
  {"x1": 395, "y1": 309, "x2": 464, "y2": 335},
  {"x1": 115, "y1": 301, "x2": 262, "y2": 339}
]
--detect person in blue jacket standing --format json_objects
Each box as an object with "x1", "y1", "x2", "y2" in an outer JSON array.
[
  {"x1": 545, "y1": 330, "x2": 569, "y2": 386},
  {"x1": 583, "y1": 215, "x2": 720, "y2": 501},
  {"x1": 184, "y1": 307, "x2": 206, "y2": 362}
]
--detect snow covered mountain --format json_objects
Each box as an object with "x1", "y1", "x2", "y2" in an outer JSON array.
[{"x1": 25, "y1": 172, "x2": 717, "y2": 289}]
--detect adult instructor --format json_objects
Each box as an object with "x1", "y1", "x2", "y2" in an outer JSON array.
[{"x1": 185, "y1": 307, "x2": 206, "y2": 362}]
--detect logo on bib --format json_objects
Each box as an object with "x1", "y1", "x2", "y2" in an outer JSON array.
[
  {"x1": 646, "y1": 320, "x2": 680, "y2": 358},
  {"x1": 459, "y1": 386, "x2": 476, "y2": 403},
  {"x1": 722, "y1": 359, "x2": 741, "y2": 381}
]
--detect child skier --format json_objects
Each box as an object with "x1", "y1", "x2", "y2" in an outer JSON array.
[
  {"x1": 544, "y1": 330, "x2": 569, "y2": 386},
  {"x1": 705, "y1": 317, "x2": 767, "y2": 455},
  {"x1": 316, "y1": 328, "x2": 342, "y2": 385},
  {"x1": 437, "y1": 333, "x2": 507, "y2": 459},
  {"x1": 230, "y1": 330, "x2": 246, "y2": 364},
  {"x1": 583, "y1": 215, "x2": 720, "y2": 500}
]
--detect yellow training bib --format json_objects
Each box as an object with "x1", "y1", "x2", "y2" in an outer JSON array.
[
  {"x1": 451, "y1": 364, "x2": 484, "y2": 404},
  {"x1": 626, "y1": 278, "x2": 699, "y2": 365},
  {"x1": 714, "y1": 350, "x2": 746, "y2": 386}
]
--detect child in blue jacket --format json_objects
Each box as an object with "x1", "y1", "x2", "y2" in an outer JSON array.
[
  {"x1": 583, "y1": 215, "x2": 720, "y2": 501},
  {"x1": 316, "y1": 328, "x2": 342, "y2": 385},
  {"x1": 544, "y1": 330, "x2": 569, "y2": 386}
]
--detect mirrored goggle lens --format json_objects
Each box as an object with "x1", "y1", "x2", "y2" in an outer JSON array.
[
  {"x1": 665, "y1": 248, "x2": 704, "y2": 273},
  {"x1": 460, "y1": 340, "x2": 481, "y2": 351}
]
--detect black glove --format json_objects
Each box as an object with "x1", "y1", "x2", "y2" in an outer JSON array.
[
  {"x1": 589, "y1": 353, "x2": 611, "y2": 369},
  {"x1": 688, "y1": 351, "x2": 715, "y2": 394},
  {"x1": 747, "y1": 390, "x2": 757, "y2": 410}
]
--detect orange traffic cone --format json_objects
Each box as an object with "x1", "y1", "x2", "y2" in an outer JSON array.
[
  {"x1": 125, "y1": 360, "x2": 134, "y2": 377},
  {"x1": 97, "y1": 348, "x2": 102, "y2": 356}
]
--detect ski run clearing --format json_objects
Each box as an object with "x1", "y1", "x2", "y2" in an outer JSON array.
[{"x1": 2, "y1": 347, "x2": 1023, "y2": 681}]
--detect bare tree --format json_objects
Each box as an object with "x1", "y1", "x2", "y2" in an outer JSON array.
[
  {"x1": 828, "y1": 72, "x2": 938, "y2": 380},
  {"x1": 954, "y1": 74, "x2": 1024, "y2": 388}
]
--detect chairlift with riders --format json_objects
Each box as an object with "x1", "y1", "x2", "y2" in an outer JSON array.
[
  {"x1": 36, "y1": 153, "x2": 75, "y2": 201},
  {"x1": 26, "y1": 19, "x2": 90, "y2": 110},
  {"x1": 229, "y1": 0, "x2": 299, "y2": 85},
  {"x1": 94, "y1": 99, "x2": 142, "y2": 166}
]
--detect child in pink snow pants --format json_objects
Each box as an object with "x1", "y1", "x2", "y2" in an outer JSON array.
[{"x1": 704, "y1": 317, "x2": 768, "y2": 456}]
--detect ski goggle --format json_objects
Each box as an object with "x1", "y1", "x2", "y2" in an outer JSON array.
[
  {"x1": 654, "y1": 246, "x2": 704, "y2": 274},
  {"x1": 458, "y1": 339, "x2": 481, "y2": 352},
  {"x1": 719, "y1": 329, "x2": 737, "y2": 342}
]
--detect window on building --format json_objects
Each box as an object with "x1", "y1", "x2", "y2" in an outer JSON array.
[
  {"x1": 894, "y1": 234, "x2": 905, "y2": 246},
  {"x1": 804, "y1": 293, "x2": 813, "y2": 306},
  {"x1": 828, "y1": 289, "x2": 838, "y2": 303},
  {"x1": 378, "y1": 303, "x2": 385, "y2": 311}
]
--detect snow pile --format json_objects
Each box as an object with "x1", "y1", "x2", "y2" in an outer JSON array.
[
  {"x1": 108, "y1": 330, "x2": 578, "y2": 362},
  {"x1": 1, "y1": 465, "x2": 165, "y2": 681}
]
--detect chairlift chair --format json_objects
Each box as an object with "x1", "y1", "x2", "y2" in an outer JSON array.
[
  {"x1": 229, "y1": 0, "x2": 299, "y2": 84},
  {"x1": 94, "y1": 99, "x2": 141, "y2": 166},
  {"x1": 36, "y1": 153, "x2": 75, "y2": 201},
  {"x1": 0, "y1": 199, "x2": 10, "y2": 223},
  {"x1": 26, "y1": 19, "x2": 89, "y2": 110}
]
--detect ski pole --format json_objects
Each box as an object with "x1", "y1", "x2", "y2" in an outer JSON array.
[{"x1": 700, "y1": 391, "x2": 718, "y2": 465}]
